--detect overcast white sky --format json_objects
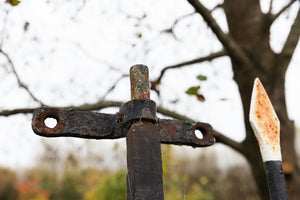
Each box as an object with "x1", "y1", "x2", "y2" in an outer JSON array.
[{"x1": 0, "y1": 0, "x2": 299, "y2": 169}]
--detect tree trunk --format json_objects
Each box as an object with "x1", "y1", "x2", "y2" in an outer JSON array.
[{"x1": 223, "y1": 0, "x2": 300, "y2": 199}]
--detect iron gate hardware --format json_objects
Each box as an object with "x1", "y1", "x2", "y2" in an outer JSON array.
[{"x1": 32, "y1": 64, "x2": 214, "y2": 199}]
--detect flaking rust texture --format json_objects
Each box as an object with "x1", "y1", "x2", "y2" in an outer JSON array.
[
  {"x1": 32, "y1": 107, "x2": 66, "y2": 135},
  {"x1": 130, "y1": 65, "x2": 150, "y2": 100},
  {"x1": 158, "y1": 119, "x2": 214, "y2": 147},
  {"x1": 32, "y1": 107, "x2": 124, "y2": 139},
  {"x1": 250, "y1": 78, "x2": 280, "y2": 154},
  {"x1": 32, "y1": 64, "x2": 215, "y2": 200}
]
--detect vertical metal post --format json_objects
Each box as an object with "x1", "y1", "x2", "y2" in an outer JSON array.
[
  {"x1": 32, "y1": 64, "x2": 214, "y2": 199},
  {"x1": 126, "y1": 65, "x2": 164, "y2": 200}
]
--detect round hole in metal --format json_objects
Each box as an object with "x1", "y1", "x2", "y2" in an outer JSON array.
[
  {"x1": 44, "y1": 117, "x2": 58, "y2": 128},
  {"x1": 194, "y1": 129, "x2": 204, "y2": 139}
]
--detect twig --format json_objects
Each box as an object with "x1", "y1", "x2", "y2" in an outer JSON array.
[
  {"x1": 151, "y1": 50, "x2": 227, "y2": 93},
  {"x1": 211, "y1": 3, "x2": 223, "y2": 13},
  {"x1": 213, "y1": 130, "x2": 244, "y2": 154},
  {"x1": 278, "y1": 9, "x2": 300, "y2": 71},
  {"x1": 271, "y1": 0, "x2": 297, "y2": 22},
  {"x1": 71, "y1": 0, "x2": 86, "y2": 20},
  {"x1": 68, "y1": 100, "x2": 123, "y2": 111},
  {"x1": 161, "y1": 12, "x2": 196, "y2": 39},
  {"x1": 156, "y1": 106, "x2": 244, "y2": 153},
  {"x1": 0, "y1": 108, "x2": 35, "y2": 116},
  {"x1": 268, "y1": 0, "x2": 274, "y2": 15},
  {"x1": 0, "y1": 100, "x2": 123, "y2": 117},
  {"x1": 0, "y1": 99, "x2": 243, "y2": 153},
  {"x1": 102, "y1": 74, "x2": 129, "y2": 100},
  {"x1": 187, "y1": 0, "x2": 253, "y2": 69},
  {"x1": 53, "y1": 38, "x2": 120, "y2": 72},
  {"x1": 0, "y1": 48, "x2": 45, "y2": 105}
]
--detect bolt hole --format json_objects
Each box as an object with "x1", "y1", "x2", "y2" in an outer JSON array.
[
  {"x1": 44, "y1": 117, "x2": 58, "y2": 128},
  {"x1": 194, "y1": 129, "x2": 204, "y2": 139}
]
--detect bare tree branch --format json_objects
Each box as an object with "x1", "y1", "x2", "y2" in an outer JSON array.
[
  {"x1": 0, "y1": 108, "x2": 35, "y2": 116},
  {"x1": 68, "y1": 100, "x2": 123, "y2": 111},
  {"x1": 102, "y1": 74, "x2": 129, "y2": 100},
  {"x1": 213, "y1": 131, "x2": 244, "y2": 154},
  {"x1": 53, "y1": 38, "x2": 120, "y2": 72},
  {"x1": 211, "y1": 3, "x2": 224, "y2": 13},
  {"x1": 278, "y1": 8, "x2": 300, "y2": 71},
  {"x1": 0, "y1": 48, "x2": 45, "y2": 105},
  {"x1": 151, "y1": 49, "x2": 227, "y2": 93},
  {"x1": 271, "y1": 0, "x2": 297, "y2": 22},
  {"x1": 0, "y1": 10, "x2": 9, "y2": 48},
  {"x1": 161, "y1": 12, "x2": 196, "y2": 39},
  {"x1": 71, "y1": 0, "x2": 86, "y2": 20},
  {"x1": 157, "y1": 106, "x2": 244, "y2": 153},
  {"x1": 186, "y1": 0, "x2": 253, "y2": 69},
  {"x1": 268, "y1": 0, "x2": 274, "y2": 15},
  {"x1": 0, "y1": 100, "x2": 123, "y2": 117}
]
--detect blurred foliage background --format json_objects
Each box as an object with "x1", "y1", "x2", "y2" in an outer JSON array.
[
  {"x1": 0, "y1": 142, "x2": 264, "y2": 200},
  {"x1": 1, "y1": 0, "x2": 299, "y2": 199}
]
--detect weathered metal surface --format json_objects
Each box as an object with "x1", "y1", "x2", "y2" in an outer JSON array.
[
  {"x1": 265, "y1": 161, "x2": 288, "y2": 200},
  {"x1": 127, "y1": 65, "x2": 164, "y2": 200},
  {"x1": 249, "y1": 78, "x2": 281, "y2": 161},
  {"x1": 119, "y1": 99, "x2": 156, "y2": 129},
  {"x1": 127, "y1": 123, "x2": 164, "y2": 200},
  {"x1": 130, "y1": 65, "x2": 150, "y2": 100},
  {"x1": 32, "y1": 107, "x2": 124, "y2": 139},
  {"x1": 31, "y1": 64, "x2": 215, "y2": 199},
  {"x1": 32, "y1": 107, "x2": 213, "y2": 148},
  {"x1": 249, "y1": 78, "x2": 288, "y2": 200},
  {"x1": 158, "y1": 119, "x2": 214, "y2": 147}
]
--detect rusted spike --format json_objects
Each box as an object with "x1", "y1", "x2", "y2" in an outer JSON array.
[
  {"x1": 32, "y1": 107, "x2": 124, "y2": 139},
  {"x1": 249, "y1": 78, "x2": 280, "y2": 162},
  {"x1": 130, "y1": 64, "x2": 150, "y2": 100},
  {"x1": 249, "y1": 78, "x2": 288, "y2": 200},
  {"x1": 158, "y1": 119, "x2": 214, "y2": 147}
]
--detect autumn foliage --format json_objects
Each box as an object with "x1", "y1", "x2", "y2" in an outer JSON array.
[{"x1": 0, "y1": 145, "x2": 260, "y2": 200}]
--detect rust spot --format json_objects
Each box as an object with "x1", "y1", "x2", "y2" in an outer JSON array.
[
  {"x1": 33, "y1": 108, "x2": 65, "y2": 134},
  {"x1": 130, "y1": 65, "x2": 150, "y2": 100},
  {"x1": 282, "y1": 161, "x2": 294, "y2": 175},
  {"x1": 252, "y1": 79, "x2": 279, "y2": 150},
  {"x1": 164, "y1": 124, "x2": 177, "y2": 136}
]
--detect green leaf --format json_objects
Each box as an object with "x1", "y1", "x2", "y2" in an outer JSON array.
[
  {"x1": 6, "y1": 0, "x2": 21, "y2": 6},
  {"x1": 185, "y1": 86, "x2": 200, "y2": 95},
  {"x1": 196, "y1": 75, "x2": 207, "y2": 81},
  {"x1": 24, "y1": 21, "x2": 30, "y2": 32}
]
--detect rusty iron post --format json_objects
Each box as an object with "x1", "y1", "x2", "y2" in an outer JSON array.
[
  {"x1": 32, "y1": 64, "x2": 215, "y2": 199},
  {"x1": 126, "y1": 65, "x2": 163, "y2": 199}
]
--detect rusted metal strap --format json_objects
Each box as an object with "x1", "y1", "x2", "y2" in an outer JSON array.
[
  {"x1": 32, "y1": 108, "x2": 214, "y2": 147},
  {"x1": 32, "y1": 107, "x2": 124, "y2": 139},
  {"x1": 158, "y1": 119, "x2": 213, "y2": 147}
]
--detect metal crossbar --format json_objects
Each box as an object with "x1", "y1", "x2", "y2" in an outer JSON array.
[{"x1": 32, "y1": 64, "x2": 215, "y2": 199}]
